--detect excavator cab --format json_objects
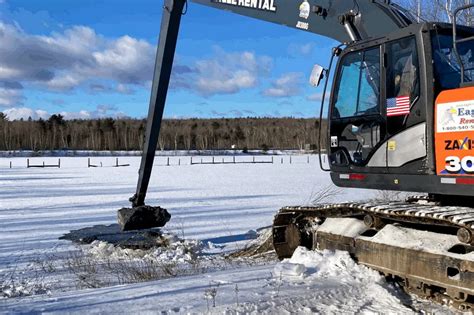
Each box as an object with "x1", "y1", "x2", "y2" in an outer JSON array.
[{"x1": 327, "y1": 22, "x2": 474, "y2": 198}]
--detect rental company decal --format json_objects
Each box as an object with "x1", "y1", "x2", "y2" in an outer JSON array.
[
  {"x1": 437, "y1": 100, "x2": 474, "y2": 133},
  {"x1": 212, "y1": 0, "x2": 277, "y2": 12},
  {"x1": 435, "y1": 90, "x2": 474, "y2": 176}
]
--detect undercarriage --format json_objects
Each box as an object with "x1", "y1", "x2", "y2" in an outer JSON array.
[{"x1": 273, "y1": 196, "x2": 474, "y2": 311}]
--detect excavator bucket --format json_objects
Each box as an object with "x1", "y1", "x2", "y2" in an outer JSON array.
[{"x1": 117, "y1": 206, "x2": 171, "y2": 232}]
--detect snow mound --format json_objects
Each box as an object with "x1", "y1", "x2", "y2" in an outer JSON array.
[
  {"x1": 1, "y1": 282, "x2": 50, "y2": 299},
  {"x1": 276, "y1": 247, "x2": 383, "y2": 283},
  {"x1": 86, "y1": 234, "x2": 207, "y2": 264}
]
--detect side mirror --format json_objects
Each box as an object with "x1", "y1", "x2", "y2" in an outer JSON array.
[{"x1": 309, "y1": 64, "x2": 327, "y2": 87}]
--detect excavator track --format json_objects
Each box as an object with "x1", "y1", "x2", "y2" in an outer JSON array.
[{"x1": 273, "y1": 196, "x2": 474, "y2": 311}]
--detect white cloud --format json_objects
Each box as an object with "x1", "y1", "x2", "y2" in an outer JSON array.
[
  {"x1": 0, "y1": 87, "x2": 23, "y2": 107},
  {"x1": 59, "y1": 110, "x2": 91, "y2": 120},
  {"x1": 195, "y1": 70, "x2": 256, "y2": 95},
  {"x1": 263, "y1": 72, "x2": 303, "y2": 98},
  {"x1": 46, "y1": 74, "x2": 82, "y2": 91},
  {"x1": 306, "y1": 93, "x2": 323, "y2": 102},
  {"x1": 306, "y1": 92, "x2": 330, "y2": 103},
  {"x1": 116, "y1": 83, "x2": 134, "y2": 94},
  {"x1": 0, "y1": 22, "x2": 155, "y2": 98},
  {"x1": 92, "y1": 35, "x2": 154, "y2": 84},
  {"x1": 171, "y1": 47, "x2": 273, "y2": 97},
  {"x1": 3, "y1": 107, "x2": 49, "y2": 120},
  {"x1": 0, "y1": 21, "x2": 276, "y2": 102},
  {"x1": 2, "y1": 104, "x2": 126, "y2": 121},
  {"x1": 288, "y1": 43, "x2": 315, "y2": 57}
]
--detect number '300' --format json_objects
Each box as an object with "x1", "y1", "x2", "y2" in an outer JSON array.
[{"x1": 445, "y1": 156, "x2": 474, "y2": 173}]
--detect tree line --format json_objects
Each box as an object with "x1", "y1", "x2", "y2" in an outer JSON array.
[{"x1": 0, "y1": 114, "x2": 326, "y2": 151}]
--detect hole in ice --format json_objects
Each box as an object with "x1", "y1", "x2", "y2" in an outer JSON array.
[
  {"x1": 447, "y1": 267, "x2": 460, "y2": 280},
  {"x1": 361, "y1": 229, "x2": 378, "y2": 237},
  {"x1": 448, "y1": 244, "x2": 474, "y2": 255}
]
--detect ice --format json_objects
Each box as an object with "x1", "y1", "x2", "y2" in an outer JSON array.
[{"x1": 273, "y1": 262, "x2": 306, "y2": 277}]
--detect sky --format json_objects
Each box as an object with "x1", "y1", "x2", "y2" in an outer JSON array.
[{"x1": 0, "y1": 0, "x2": 338, "y2": 120}]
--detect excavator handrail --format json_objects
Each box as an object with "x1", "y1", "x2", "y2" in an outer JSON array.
[{"x1": 318, "y1": 45, "x2": 344, "y2": 172}]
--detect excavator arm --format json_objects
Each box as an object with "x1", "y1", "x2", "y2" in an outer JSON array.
[
  {"x1": 192, "y1": 0, "x2": 414, "y2": 42},
  {"x1": 122, "y1": 0, "x2": 416, "y2": 230}
]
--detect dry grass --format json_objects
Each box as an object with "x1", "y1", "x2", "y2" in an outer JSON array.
[
  {"x1": 63, "y1": 242, "x2": 210, "y2": 289},
  {"x1": 307, "y1": 185, "x2": 342, "y2": 205},
  {"x1": 374, "y1": 190, "x2": 411, "y2": 202},
  {"x1": 0, "y1": 258, "x2": 51, "y2": 298}
]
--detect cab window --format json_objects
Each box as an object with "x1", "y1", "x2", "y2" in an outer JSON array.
[
  {"x1": 386, "y1": 37, "x2": 419, "y2": 102},
  {"x1": 385, "y1": 37, "x2": 420, "y2": 135},
  {"x1": 333, "y1": 47, "x2": 381, "y2": 119}
]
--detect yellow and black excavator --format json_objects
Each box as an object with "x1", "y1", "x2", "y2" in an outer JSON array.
[{"x1": 117, "y1": 0, "x2": 474, "y2": 309}]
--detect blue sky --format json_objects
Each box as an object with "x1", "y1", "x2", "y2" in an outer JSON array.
[{"x1": 0, "y1": 0, "x2": 337, "y2": 120}]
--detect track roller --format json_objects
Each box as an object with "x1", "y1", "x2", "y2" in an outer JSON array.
[
  {"x1": 458, "y1": 228, "x2": 473, "y2": 244},
  {"x1": 363, "y1": 214, "x2": 385, "y2": 229}
]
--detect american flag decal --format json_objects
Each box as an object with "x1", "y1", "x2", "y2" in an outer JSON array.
[{"x1": 387, "y1": 96, "x2": 410, "y2": 117}]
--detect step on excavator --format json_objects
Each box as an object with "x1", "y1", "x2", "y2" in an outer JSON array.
[{"x1": 117, "y1": 0, "x2": 474, "y2": 309}]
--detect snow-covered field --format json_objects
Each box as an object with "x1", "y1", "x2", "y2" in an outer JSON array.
[{"x1": 0, "y1": 156, "x2": 452, "y2": 313}]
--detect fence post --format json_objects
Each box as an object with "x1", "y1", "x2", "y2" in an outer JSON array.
[
  {"x1": 233, "y1": 156, "x2": 236, "y2": 164},
  {"x1": 100, "y1": 162, "x2": 103, "y2": 167},
  {"x1": 281, "y1": 158, "x2": 283, "y2": 164},
  {"x1": 43, "y1": 161, "x2": 45, "y2": 167},
  {"x1": 27, "y1": 159, "x2": 29, "y2": 168},
  {"x1": 10, "y1": 161, "x2": 12, "y2": 169},
  {"x1": 191, "y1": 156, "x2": 193, "y2": 165},
  {"x1": 253, "y1": 156, "x2": 255, "y2": 164},
  {"x1": 272, "y1": 156, "x2": 274, "y2": 164},
  {"x1": 222, "y1": 158, "x2": 224, "y2": 163},
  {"x1": 167, "y1": 157, "x2": 170, "y2": 166},
  {"x1": 290, "y1": 156, "x2": 292, "y2": 164},
  {"x1": 212, "y1": 156, "x2": 215, "y2": 164},
  {"x1": 88, "y1": 158, "x2": 90, "y2": 168},
  {"x1": 307, "y1": 156, "x2": 310, "y2": 164},
  {"x1": 179, "y1": 158, "x2": 181, "y2": 166},
  {"x1": 58, "y1": 158, "x2": 61, "y2": 168}
]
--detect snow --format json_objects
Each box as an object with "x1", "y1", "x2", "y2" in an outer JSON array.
[
  {"x1": 318, "y1": 217, "x2": 367, "y2": 238},
  {"x1": 273, "y1": 262, "x2": 306, "y2": 277},
  {"x1": 0, "y1": 155, "x2": 454, "y2": 313},
  {"x1": 368, "y1": 224, "x2": 474, "y2": 261}
]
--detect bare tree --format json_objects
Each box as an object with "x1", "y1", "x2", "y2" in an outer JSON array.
[{"x1": 398, "y1": 0, "x2": 473, "y2": 25}]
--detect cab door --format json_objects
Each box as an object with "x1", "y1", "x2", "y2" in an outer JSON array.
[
  {"x1": 383, "y1": 36, "x2": 426, "y2": 171},
  {"x1": 329, "y1": 45, "x2": 387, "y2": 170}
]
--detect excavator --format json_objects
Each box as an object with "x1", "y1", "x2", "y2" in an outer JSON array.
[{"x1": 116, "y1": 0, "x2": 474, "y2": 310}]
